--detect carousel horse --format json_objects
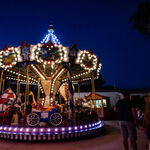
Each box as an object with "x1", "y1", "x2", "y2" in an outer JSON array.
[
  {"x1": 0, "y1": 88, "x2": 22, "y2": 125},
  {"x1": 29, "y1": 91, "x2": 37, "y2": 111},
  {"x1": 59, "y1": 83, "x2": 69, "y2": 104},
  {"x1": 0, "y1": 88, "x2": 16, "y2": 112}
]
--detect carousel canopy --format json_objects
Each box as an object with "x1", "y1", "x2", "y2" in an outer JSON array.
[{"x1": 0, "y1": 25, "x2": 102, "y2": 96}]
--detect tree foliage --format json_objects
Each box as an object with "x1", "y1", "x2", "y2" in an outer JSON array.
[{"x1": 130, "y1": 1, "x2": 150, "y2": 38}]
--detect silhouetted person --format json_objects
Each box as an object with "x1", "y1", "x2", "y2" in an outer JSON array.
[
  {"x1": 145, "y1": 92, "x2": 150, "y2": 149},
  {"x1": 114, "y1": 91, "x2": 137, "y2": 150}
]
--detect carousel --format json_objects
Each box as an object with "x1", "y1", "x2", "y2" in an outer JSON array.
[{"x1": 0, "y1": 25, "x2": 104, "y2": 141}]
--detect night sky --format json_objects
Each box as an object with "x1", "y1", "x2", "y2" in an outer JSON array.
[{"x1": 0, "y1": 0, "x2": 150, "y2": 89}]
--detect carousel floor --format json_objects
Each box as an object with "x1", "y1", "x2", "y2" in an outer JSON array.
[{"x1": 0, "y1": 122, "x2": 148, "y2": 150}]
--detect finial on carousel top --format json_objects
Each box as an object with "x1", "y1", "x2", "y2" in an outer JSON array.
[
  {"x1": 41, "y1": 24, "x2": 60, "y2": 45},
  {"x1": 48, "y1": 24, "x2": 54, "y2": 32}
]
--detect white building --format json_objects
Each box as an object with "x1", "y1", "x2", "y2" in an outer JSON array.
[{"x1": 74, "y1": 88, "x2": 150, "y2": 108}]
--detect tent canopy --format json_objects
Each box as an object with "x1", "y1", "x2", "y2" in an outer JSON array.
[{"x1": 85, "y1": 93, "x2": 109, "y2": 100}]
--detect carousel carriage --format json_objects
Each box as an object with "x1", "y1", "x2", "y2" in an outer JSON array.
[
  {"x1": 26, "y1": 108, "x2": 63, "y2": 127},
  {"x1": 25, "y1": 91, "x2": 63, "y2": 127}
]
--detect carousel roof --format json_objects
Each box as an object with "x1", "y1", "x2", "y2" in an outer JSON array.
[{"x1": 0, "y1": 25, "x2": 102, "y2": 94}]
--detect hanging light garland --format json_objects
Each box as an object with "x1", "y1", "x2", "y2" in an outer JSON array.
[
  {"x1": 62, "y1": 71, "x2": 91, "y2": 83},
  {"x1": 51, "y1": 68, "x2": 65, "y2": 94},
  {"x1": 41, "y1": 25, "x2": 60, "y2": 44},
  {"x1": 4, "y1": 68, "x2": 44, "y2": 93},
  {"x1": 76, "y1": 50, "x2": 98, "y2": 71},
  {"x1": 0, "y1": 47, "x2": 18, "y2": 68},
  {"x1": 34, "y1": 43, "x2": 65, "y2": 66},
  {"x1": 96, "y1": 63, "x2": 102, "y2": 78}
]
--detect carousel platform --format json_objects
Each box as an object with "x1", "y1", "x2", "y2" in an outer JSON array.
[{"x1": 0, "y1": 120, "x2": 104, "y2": 141}]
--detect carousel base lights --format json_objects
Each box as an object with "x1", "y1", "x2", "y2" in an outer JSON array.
[{"x1": 0, "y1": 121, "x2": 104, "y2": 141}]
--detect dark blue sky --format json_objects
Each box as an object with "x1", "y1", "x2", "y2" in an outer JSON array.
[{"x1": 0, "y1": 0, "x2": 149, "y2": 89}]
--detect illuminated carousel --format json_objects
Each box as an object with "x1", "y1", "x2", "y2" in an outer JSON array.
[{"x1": 0, "y1": 25, "x2": 104, "y2": 141}]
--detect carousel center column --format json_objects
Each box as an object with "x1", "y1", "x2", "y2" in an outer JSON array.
[{"x1": 41, "y1": 80, "x2": 51, "y2": 107}]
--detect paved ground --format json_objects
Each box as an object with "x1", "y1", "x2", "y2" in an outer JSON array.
[{"x1": 0, "y1": 121, "x2": 149, "y2": 150}]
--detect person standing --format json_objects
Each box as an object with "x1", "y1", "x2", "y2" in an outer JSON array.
[
  {"x1": 114, "y1": 91, "x2": 137, "y2": 150},
  {"x1": 145, "y1": 92, "x2": 150, "y2": 149}
]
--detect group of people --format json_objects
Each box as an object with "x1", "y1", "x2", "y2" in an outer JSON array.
[{"x1": 114, "y1": 91, "x2": 150, "y2": 150}]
